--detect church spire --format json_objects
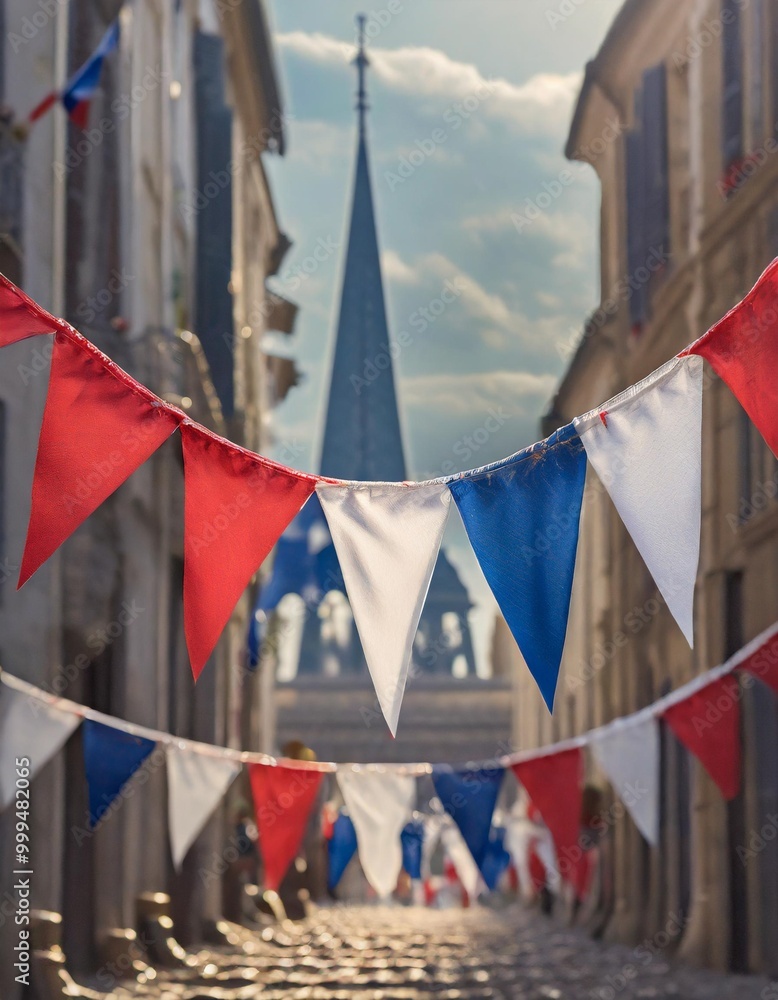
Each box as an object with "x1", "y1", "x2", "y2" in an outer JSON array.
[
  {"x1": 355, "y1": 15, "x2": 369, "y2": 138},
  {"x1": 318, "y1": 16, "x2": 406, "y2": 482}
]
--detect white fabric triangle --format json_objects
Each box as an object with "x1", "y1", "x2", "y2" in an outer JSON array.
[
  {"x1": 0, "y1": 683, "x2": 81, "y2": 810},
  {"x1": 574, "y1": 355, "x2": 703, "y2": 645},
  {"x1": 337, "y1": 769, "x2": 415, "y2": 899},
  {"x1": 590, "y1": 716, "x2": 660, "y2": 846},
  {"x1": 167, "y1": 746, "x2": 240, "y2": 869},
  {"x1": 440, "y1": 816, "x2": 484, "y2": 901},
  {"x1": 317, "y1": 482, "x2": 452, "y2": 734}
]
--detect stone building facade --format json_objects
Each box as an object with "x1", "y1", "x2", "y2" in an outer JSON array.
[
  {"x1": 0, "y1": 0, "x2": 296, "y2": 993},
  {"x1": 509, "y1": 0, "x2": 778, "y2": 976}
]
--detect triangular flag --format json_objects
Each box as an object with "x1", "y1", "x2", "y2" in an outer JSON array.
[
  {"x1": 167, "y1": 746, "x2": 240, "y2": 869},
  {"x1": 0, "y1": 273, "x2": 60, "y2": 347},
  {"x1": 683, "y1": 258, "x2": 778, "y2": 457},
  {"x1": 401, "y1": 820, "x2": 424, "y2": 879},
  {"x1": 0, "y1": 684, "x2": 80, "y2": 810},
  {"x1": 431, "y1": 765, "x2": 504, "y2": 872},
  {"x1": 448, "y1": 423, "x2": 586, "y2": 710},
  {"x1": 316, "y1": 481, "x2": 452, "y2": 735},
  {"x1": 590, "y1": 717, "x2": 660, "y2": 845},
  {"x1": 83, "y1": 719, "x2": 156, "y2": 828},
  {"x1": 248, "y1": 762, "x2": 324, "y2": 891},
  {"x1": 337, "y1": 769, "x2": 416, "y2": 899},
  {"x1": 480, "y1": 826, "x2": 511, "y2": 891},
  {"x1": 574, "y1": 356, "x2": 703, "y2": 646},
  {"x1": 663, "y1": 675, "x2": 741, "y2": 799},
  {"x1": 439, "y1": 816, "x2": 483, "y2": 901},
  {"x1": 328, "y1": 812, "x2": 358, "y2": 891},
  {"x1": 182, "y1": 423, "x2": 316, "y2": 679},
  {"x1": 512, "y1": 748, "x2": 583, "y2": 876},
  {"x1": 19, "y1": 331, "x2": 182, "y2": 587}
]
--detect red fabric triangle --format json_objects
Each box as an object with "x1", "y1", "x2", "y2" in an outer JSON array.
[
  {"x1": 181, "y1": 423, "x2": 316, "y2": 679},
  {"x1": 663, "y1": 675, "x2": 741, "y2": 800},
  {"x1": 0, "y1": 274, "x2": 61, "y2": 347},
  {"x1": 248, "y1": 762, "x2": 324, "y2": 892},
  {"x1": 738, "y1": 630, "x2": 778, "y2": 695},
  {"x1": 683, "y1": 258, "x2": 778, "y2": 456},
  {"x1": 512, "y1": 747, "x2": 583, "y2": 876},
  {"x1": 19, "y1": 331, "x2": 182, "y2": 587}
]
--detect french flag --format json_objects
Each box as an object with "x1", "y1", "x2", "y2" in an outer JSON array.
[{"x1": 29, "y1": 20, "x2": 120, "y2": 128}]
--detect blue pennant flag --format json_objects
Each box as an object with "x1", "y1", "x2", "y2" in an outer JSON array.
[
  {"x1": 327, "y1": 812, "x2": 358, "y2": 892},
  {"x1": 401, "y1": 820, "x2": 424, "y2": 879},
  {"x1": 83, "y1": 720, "x2": 156, "y2": 828},
  {"x1": 448, "y1": 423, "x2": 587, "y2": 711},
  {"x1": 481, "y1": 826, "x2": 511, "y2": 891},
  {"x1": 432, "y1": 765, "x2": 504, "y2": 872}
]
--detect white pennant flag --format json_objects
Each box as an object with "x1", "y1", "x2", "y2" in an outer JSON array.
[
  {"x1": 590, "y1": 716, "x2": 660, "y2": 846},
  {"x1": 0, "y1": 683, "x2": 80, "y2": 810},
  {"x1": 574, "y1": 355, "x2": 703, "y2": 645},
  {"x1": 317, "y1": 482, "x2": 452, "y2": 734},
  {"x1": 167, "y1": 746, "x2": 240, "y2": 869},
  {"x1": 337, "y1": 769, "x2": 416, "y2": 899},
  {"x1": 440, "y1": 815, "x2": 484, "y2": 901}
]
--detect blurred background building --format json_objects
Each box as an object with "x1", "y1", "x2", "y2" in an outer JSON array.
[
  {"x1": 0, "y1": 0, "x2": 297, "y2": 992},
  {"x1": 503, "y1": 0, "x2": 778, "y2": 976}
]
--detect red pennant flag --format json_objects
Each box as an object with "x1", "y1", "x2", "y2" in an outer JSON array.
[
  {"x1": 663, "y1": 675, "x2": 741, "y2": 799},
  {"x1": 248, "y1": 762, "x2": 324, "y2": 892},
  {"x1": 0, "y1": 273, "x2": 61, "y2": 347},
  {"x1": 181, "y1": 423, "x2": 316, "y2": 679},
  {"x1": 682, "y1": 258, "x2": 778, "y2": 456},
  {"x1": 738, "y1": 628, "x2": 778, "y2": 695},
  {"x1": 19, "y1": 331, "x2": 182, "y2": 587},
  {"x1": 512, "y1": 747, "x2": 583, "y2": 878}
]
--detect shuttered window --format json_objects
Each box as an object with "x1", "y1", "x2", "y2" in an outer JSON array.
[
  {"x1": 722, "y1": 0, "x2": 744, "y2": 169},
  {"x1": 625, "y1": 64, "x2": 670, "y2": 329}
]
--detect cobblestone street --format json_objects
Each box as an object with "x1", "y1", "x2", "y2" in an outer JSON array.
[{"x1": 134, "y1": 905, "x2": 772, "y2": 1000}]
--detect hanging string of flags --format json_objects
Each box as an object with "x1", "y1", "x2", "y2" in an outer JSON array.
[
  {"x1": 2, "y1": 260, "x2": 778, "y2": 729},
  {"x1": 3, "y1": 621, "x2": 778, "y2": 893}
]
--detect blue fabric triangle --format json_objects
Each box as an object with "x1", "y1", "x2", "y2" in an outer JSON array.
[
  {"x1": 327, "y1": 812, "x2": 358, "y2": 892},
  {"x1": 481, "y1": 826, "x2": 511, "y2": 891},
  {"x1": 432, "y1": 765, "x2": 504, "y2": 872},
  {"x1": 448, "y1": 423, "x2": 587, "y2": 710},
  {"x1": 83, "y1": 719, "x2": 156, "y2": 828},
  {"x1": 400, "y1": 820, "x2": 424, "y2": 879}
]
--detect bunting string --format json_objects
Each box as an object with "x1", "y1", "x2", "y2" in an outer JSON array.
[
  {"x1": 2, "y1": 257, "x2": 778, "y2": 728},
  {"x1": 3, "y1": 616, "x2": 777, "y2": 775}
]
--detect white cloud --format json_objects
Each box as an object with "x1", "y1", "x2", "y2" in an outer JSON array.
[
  {"x1": 402, "y1": 370, "x2": 557, "y2": 419},
  {"x1": 381, "y1": 249, "x2": 419, "y2": 285},
  {"x1": 276, "y1": 32, "x2": 581, "y2": 134}
]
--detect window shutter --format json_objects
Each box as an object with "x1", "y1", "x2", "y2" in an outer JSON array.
[
  {"x1": 722, "y1": 0, "x2": 744, "y2": 168},
  {"x1": 748, "y1": 0, "x2": 765, "y2": 148},
  {"x1": 642, "y1": 64, "x2": 670, "y2": 262},
  {"x1": 626, "y1": 125, "x2": 647, "y2": 327}
]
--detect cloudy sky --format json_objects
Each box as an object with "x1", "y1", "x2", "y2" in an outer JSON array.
[{"x1": 262, "y1": 0, "x2": 623, "y2": 674}]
